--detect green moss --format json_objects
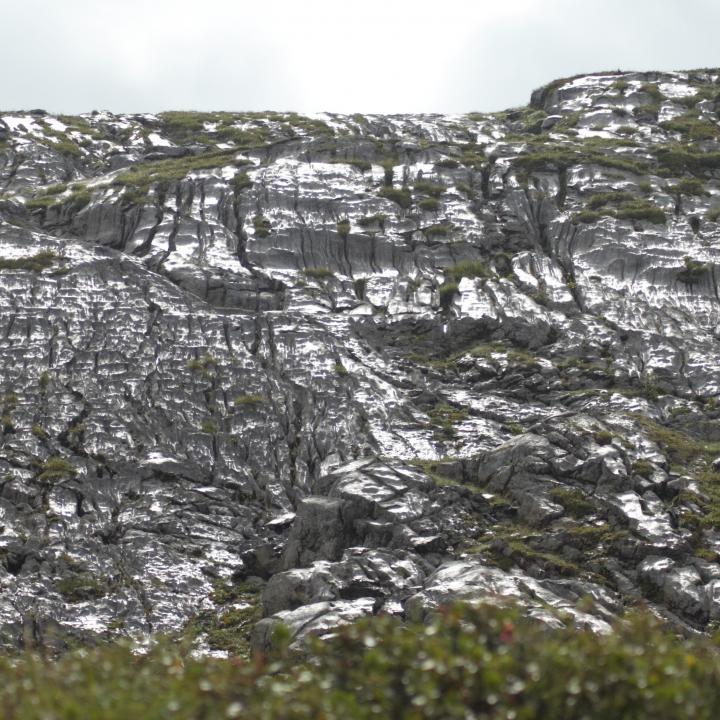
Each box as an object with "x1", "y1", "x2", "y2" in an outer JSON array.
[
  {"x1": 353, "y1": 278, "x2": 367, "y2": 298},
  {"x1": 576, "y1": 197, "x2": 665, "y2": 225},
  {"x1": 379, "y1": 159, "x2": 396, "y2": 186},
  {"x1": 512, "y1": 108, "x2": 548, "y2": 132},
  {"x1": 336, "y1": 219, "x2": 350, "y2": 238},
  {"x1": 586, "y1": 191, "x2": 636, "y2": 210},
  {"x1": 44, "y1": 183, "x2": 67, "y2": 196},
  {"x1": 444, "y1": 259, "x2": 491, "y2": 282},
  {"x1": 68, "y1": 423, "x2": 85, "y2": 438},
  {"x1": 200, "y1": 420, "x2": 218, "y2": 434},
  {"x1": 378, "y1": 186, "x2": 412, "y2": 209},
  {"x1": 679, "y1": 470, "x2": 720, "y2": 530},
  {"x1": 26, "y1": 195, "x2": 60, "y2": 210},
  {"x1": 706, "y1": 208, "x2": 720, "y2": 222},
  {"x1": 328, "y1": 158, "x2": 372, "y2": 173},
  {"x1": 459, "y1": 144, "x2": 485, "y2": 169},
  {"x1": 555, "y1": 111, "x2": 584, "y2": 133},
  {"x1": 550, "y1": 487, "x2": 596, "y2": 518},
  {"x1": 233, "y1": 394, "x2": 265, "y2": 406},
  {"x1": 345, "y1": 159, "x2": 372, "y2": 173},
  {"x1": 615, "y1": 125, "x2": 636, "y2": 136},
  {"x1": 413, "y1": 180, "x2": 447, "y2": 197},
  {"x1": 572, "y1": 209, "x2": 604, "y2": 224},
  {"x1": 208, "y1": 578, "x2": 245, "y2": 604},
  {"x1": 515, "y1": 140, "x2": 648, "y2": 182},
  {"x1": 37, "y1": 456, "x2": 76, "y2": 483},
  {"x1": 56, "y1": 574, "x2": 107, "y2": 602},
  {"x1": 655, "y1": 143, "x2": 720, "y2": 176},
  {"x1": 57, "y1": 115, "x2": 103, "y2": 138},
  {"x1": 614, "y1": 200, "x2": 666, "y2": 224},
  {"x1": 66, "y1": 187, "x2": 91, "y2": 210},
  {"x1": 252, "y1": 214, "x2": 272, "y2": 237},
  {"x1": 488, "y1": 539, "x2": 579, "y2": 576},
  {"x1": 157, "y1": 111, "x2": 275, "y2": 147},
  {"x1": 428, "y1": 402, "x2": 468, "y2": 438},
  {"x1": 470, "y1": 343, "x2": 539, "y2": 368},
  {"x1": 641, "y1": 82, "x2": 665, "y2": 104},
  {"x1": 418, "y1": 197, "x2": 440, "y2": 212},
  {"x1": 304, "y1": 267, "x2": 335, "y2": 280},
  {"x1": 423, "y1": 224, "x2": 451, "y2": 239},
  {"x1": 530, "y1": 73, "x2": 585, "y2": 107},
  {"x1": 631, "y1": 459, "x2": 655, "y2": 479},
  {"x1": 31, "y1": 424, "x2": 48, "y2": 440},
  {"x1": 187, "y1": 354, "x2": 216, "y2": 372},
  {"x1": 668, "y1": 178, "x2": 709, "y2": 197},
  {"x1": 661, "y1": 112, "x2": 720, "y2": 141},
  {"x1": 47, "y1": 136, "x2": 82, "y2": 158},
  {"x1": 203, "y1": 603, "x2": 262, "y2": 655},
  {"x1": 515, "y1": 146, "x2": 576, "y2": 176},
  {"x1": 612, "y1": 79, "x2": 630, "y2": 93},
  {"x1": 186, "y1": 580, "x2": 263, "y2": 657},
  {"x1": 357, "y1": 213, "x2": 387, "y2": 230},
  {"x1": 631, "y1": 414, "x2": 720, "y2": 468},
  {"x1": 438, "y1": 281, "x2": 459, "y2": 310},
  {"x1": 677, "y1": 256, "x2": 710, "y2": 285},
  {"x1": 187, "y1": 359, "x2": 205, "y2": 372},
  {"x1": 594, "y1": 430, "x2": 614, "y2": 446},
  {"x1": 27, "y1": 184, "x2": 91, "y2": 212},
  {"x1": 113, "y1": 149, "x2": 248, "y2": 198},
  {"x1": 591, "y1": 153, "x2": 647, "y2": 174},
  {"x1": 694, "y1": 547, "x2": 718, "y2": 562},
  {"x1": 284, "y1": 114, "x2": 334, "y2": 137},
  {"x1": 231, "y1": 172, "x2": 252, "y2": 191},
  {"x1": 562, "y1": 524, "x2": 628, "y2": 550},
  {"x1": 669, "y1": 405, "x2": 692, "y2": 418},
  {"x1": 0, "y1": 251, "x2": 57, "y2": 272},
  {"x1": 406, "y1": 458, "x2": 467, "y2": 489}
]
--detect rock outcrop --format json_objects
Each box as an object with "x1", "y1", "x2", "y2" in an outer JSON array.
[{"x1": 1, "y1": 70, "x2": 720, "y2": 652}]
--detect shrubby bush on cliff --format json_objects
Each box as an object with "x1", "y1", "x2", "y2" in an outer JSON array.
[{"x1": 1, "y1": 603, "x2": 719, "y2": 719}]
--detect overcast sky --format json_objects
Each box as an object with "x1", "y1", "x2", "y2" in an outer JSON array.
[{"x1": 3, "y1": 0, "x2": 719, "y2": 115}]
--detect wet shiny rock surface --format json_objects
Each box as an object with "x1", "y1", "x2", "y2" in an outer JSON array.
[{"x1": 1, "y1": 70, "x2": 720, "y2": 651}]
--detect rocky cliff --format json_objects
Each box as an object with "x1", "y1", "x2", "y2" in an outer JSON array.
[{"x1": 1, "y1": 69, "x2": 720, "y2": 653}]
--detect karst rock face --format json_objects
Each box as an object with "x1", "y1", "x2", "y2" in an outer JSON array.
[{"x1": 2, "y1": 70, "x2": 720, "y2": 652}]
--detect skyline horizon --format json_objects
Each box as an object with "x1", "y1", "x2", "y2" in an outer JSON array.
[
  {"x1": 3, "y1": 66, "x2": 717, "y2": 118},
  {"x1": 3, "y1": 0, "x2": 718, "y2": 115}
]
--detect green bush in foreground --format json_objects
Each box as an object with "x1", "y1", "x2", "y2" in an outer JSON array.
[{"x1": 2, "y1": 603, "x2": 720, "y2": 719}]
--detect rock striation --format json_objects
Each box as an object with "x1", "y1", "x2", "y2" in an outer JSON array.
[{"x1": 2, "y1": 70, "x2": 720, "y2": 652}]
